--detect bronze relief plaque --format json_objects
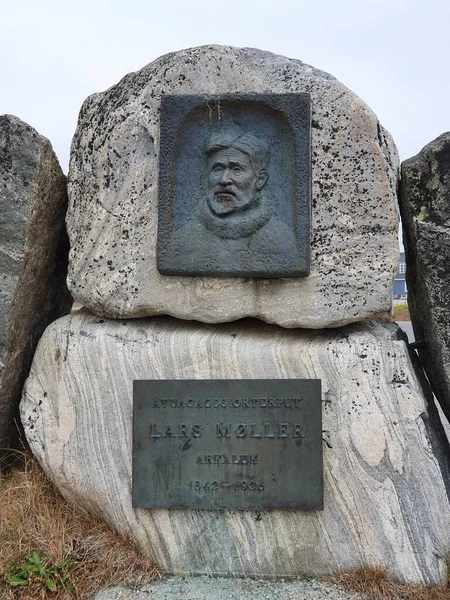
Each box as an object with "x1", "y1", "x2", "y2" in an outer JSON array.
[
  {"x1": 132, "y1": 379, "x2": 322, "y2": 510},
  {"x1": 156, "y1": 94, "x2": 311, "y2": 278}
]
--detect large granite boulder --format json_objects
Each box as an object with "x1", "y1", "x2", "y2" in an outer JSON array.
[
  {"x1": 21, "y1": 311, "x2": 450, "y2": 584},
  {"x1": 0, "y1": 115, "x2": 72, "y2": 455},
  {"x1": 67, "y1": 45, "x2": 399, "y2": 328},
  {"x1": 400, "y1": 133, "x2": 450, "y2": 423}
]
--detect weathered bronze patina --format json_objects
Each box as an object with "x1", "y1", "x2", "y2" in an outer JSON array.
[
  {"x1": 133, "y1": 379, "x2": 322, "y2": 510},
  {"x1": 157, "y1": 94, "x2": 311, "y2": 278}
]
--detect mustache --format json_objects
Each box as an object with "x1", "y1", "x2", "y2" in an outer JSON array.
[{"x1": 214, "y1": 187, "x2": 236, "y2": 197}]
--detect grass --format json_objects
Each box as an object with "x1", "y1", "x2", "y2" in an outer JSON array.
[
  {"x1": 0, "y1": 454, "x2": 162, "y2": 599},
  {"x1": 329, "y1": 566, "x2": 450, "y2": 599},
  {"x1": 393, "y1": 301, "x2": 411, "y2": 321}
]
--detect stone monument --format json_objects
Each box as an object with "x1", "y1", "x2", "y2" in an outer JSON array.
[
  {"x1": 66, "y1": 45, "x2": 398, "y2": 328},
  {"x1": 0, "y1": 115, "x2": 72, "y2": 460},
  {"x1": 20, "y1": 46, "x2": 450, "y2": 585}
]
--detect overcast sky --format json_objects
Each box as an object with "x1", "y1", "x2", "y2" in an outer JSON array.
[{"x1": 1, "y1": 0, "x2": 449, "y2": 175}]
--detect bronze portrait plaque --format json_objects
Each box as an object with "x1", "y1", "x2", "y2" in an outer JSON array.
[
  {"x1": 156, "y1": 94, "x2": 311, "y2": 278},
  {"x1": 132, "y1": 379, "x2": 323, "y2": 510}
]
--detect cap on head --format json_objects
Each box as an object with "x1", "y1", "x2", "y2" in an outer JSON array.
[{"x1": 205, "y1": 127, "x2": 269, "y2": 174}]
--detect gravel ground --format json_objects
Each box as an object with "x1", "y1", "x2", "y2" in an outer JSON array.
[{"x1": 93, "y1": 576, "x2": 363, "y2": 600}]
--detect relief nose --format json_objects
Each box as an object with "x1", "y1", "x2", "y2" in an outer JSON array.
[{"x1": 220, "y1": 168, "x2": 232, "y2": 184}]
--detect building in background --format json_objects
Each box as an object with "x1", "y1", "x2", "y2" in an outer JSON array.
[{"x1": 393, "y1": 251, "x2": 407, "y2": 299}]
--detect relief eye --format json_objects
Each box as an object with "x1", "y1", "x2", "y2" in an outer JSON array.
[
  {"x1": 212, "y1": 166, "x2": 223, "y2": 173},
  {"x1": 232, "y1": 166, "x2": 243, "y2": 173}
]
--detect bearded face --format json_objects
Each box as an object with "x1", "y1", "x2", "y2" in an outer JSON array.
[{"x1": 207, "y1": 147, "x2": 267, "y2": 217}]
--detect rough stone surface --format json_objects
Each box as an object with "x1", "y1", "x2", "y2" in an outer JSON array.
[
  {"x1": 67, "y1": 45, "x2": 399, "y2": 328},
  {"x1": 93, "y1": 575, "x2": 365, "y2": 600},
  {"x1": 21, "y1": 311, "x2": 450, "y2": 584},
  {"x1": 0, "y1": 115, "x2": 72, "y2": 454},
  {"x1": 400, "y1": 133, "x2": 450, "y2": 424}
]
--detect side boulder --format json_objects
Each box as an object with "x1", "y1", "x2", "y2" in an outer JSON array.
[
  {"x1": 0, "y1": 115, "x2": 72, "y2": 458},
  {"x1": 400, "y1": 133, "x2": 450, "y2": 422}
]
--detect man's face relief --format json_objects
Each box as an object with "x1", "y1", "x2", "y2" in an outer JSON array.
[{"x1": 207, "y1": 147, "x2": 267, "y2": 217}]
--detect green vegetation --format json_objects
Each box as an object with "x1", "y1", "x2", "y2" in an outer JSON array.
[{"x1": 4, "y1": 550, "x2": 76, "y2": 594}]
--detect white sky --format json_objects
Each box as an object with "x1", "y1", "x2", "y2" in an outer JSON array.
[{"x1": 1, "y1": 0, "x2": 449, "y2": 179}]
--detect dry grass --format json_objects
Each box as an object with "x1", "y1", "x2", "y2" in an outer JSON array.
[
  {"x1": 329, "y1": 566, "x2": 450, "y2": 600},
  {"x1": 0, "y1": 454, "x2": 162, "y2": 599}
]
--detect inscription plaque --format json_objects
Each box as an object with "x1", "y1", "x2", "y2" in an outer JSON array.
[
  {"x1": 157, "y1": 94, "x2": 311, "y2": 278},
  {"x1": 133, "y1": 379, "x2": 322, "y2": 510}
]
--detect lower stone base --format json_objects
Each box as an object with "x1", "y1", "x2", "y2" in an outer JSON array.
[
  {"x1": 20, "y1": 311, "x2": 450, "y2": 584},
  {"x1": 93, "y1": 575, "x2": 361, "y2": 600}
]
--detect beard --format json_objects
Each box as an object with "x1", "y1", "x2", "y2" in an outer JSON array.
[
  {"x1": 208, "y1": 191, "x2": 237, "y2": 216},
  {"x1": 207, "y1": 188, "x2": 256, "y2": 217}
]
